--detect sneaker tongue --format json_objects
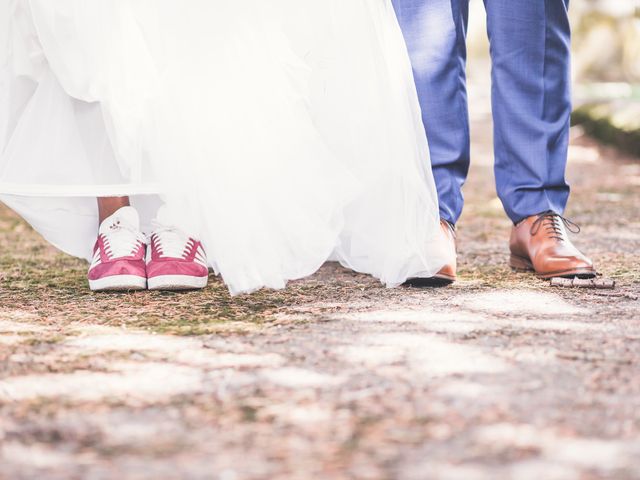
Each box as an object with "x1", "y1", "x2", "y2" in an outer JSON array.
[{"x1": 99, "y1": 206, "x2": 140, "y2": 235}]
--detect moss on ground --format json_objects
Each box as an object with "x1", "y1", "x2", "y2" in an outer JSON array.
[{"x1": 572, "y1": 101, "x2": 640, "y2": 157}]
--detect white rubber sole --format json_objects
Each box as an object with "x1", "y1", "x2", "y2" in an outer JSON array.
[
  {"x1": 89, "y1": 275, "x2": 147, "y2": 292},
  {"x1": 147, "y1": 275, "x2": 208, "y2": 291}
]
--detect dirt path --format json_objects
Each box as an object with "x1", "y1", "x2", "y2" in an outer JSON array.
[{"x1": 1, "y1": 86, "x2": 639, "y2": 479}]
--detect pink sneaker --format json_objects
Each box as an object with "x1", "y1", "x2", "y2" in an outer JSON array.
[
  {"x1": 146, "y1": 226, "x2": 209, "y2": 291},
  {"x1": 88, "y1": 207, "x2": 147, "y2": 292}
]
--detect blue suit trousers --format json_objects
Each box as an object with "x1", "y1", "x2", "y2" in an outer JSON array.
[{"x1": 392, "y1": 0, "x2": 572, "y2": 224}]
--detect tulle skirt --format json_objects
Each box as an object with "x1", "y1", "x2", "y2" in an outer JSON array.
[{"x1": 0, "y1": 0, "x2": 451, "y2": 294}]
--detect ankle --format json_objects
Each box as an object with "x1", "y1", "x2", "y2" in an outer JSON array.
[{"x1": 98, "y1": 197, "x2": 131, "y2": 224}]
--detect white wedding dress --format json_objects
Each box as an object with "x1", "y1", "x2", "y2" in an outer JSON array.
[{"x1": 0, "y1": 0, "x2": 452, "y2": 294}]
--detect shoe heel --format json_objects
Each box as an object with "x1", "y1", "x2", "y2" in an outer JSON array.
[{"x1": 509, "y1": 254, "x2": 534, "y2": 273}]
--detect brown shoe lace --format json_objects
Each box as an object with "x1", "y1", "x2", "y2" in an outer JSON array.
[{"x1": 530, "y1": 211, "x2": 581, "y2": 241}]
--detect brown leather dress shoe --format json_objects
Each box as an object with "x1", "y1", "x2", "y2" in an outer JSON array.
[
  {"x1": 406, "y1": 219, "x2": 457, "y2": 287},
  {"x1": 509, "y1": 211, "x2": 596, "y2": 279}
]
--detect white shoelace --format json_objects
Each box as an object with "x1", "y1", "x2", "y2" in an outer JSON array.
[
  {"x1": 150, "y1": 223, "x2": 195, "y2": 259},
  {"x1": 101, "y1": 220, "x2": 146, "y2": 260}
]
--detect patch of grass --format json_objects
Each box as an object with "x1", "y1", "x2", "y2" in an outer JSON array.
[{"x1": 0, "y1": 249, "x2": 330, "y2": 335}]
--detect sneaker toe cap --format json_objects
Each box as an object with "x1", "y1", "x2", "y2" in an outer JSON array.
[
  {"x1": 88, "y1": 259, "x2": 146, "y2": 280},
  {"x1": 147, "y1": 259, "x2": 208, "y2": 279}
]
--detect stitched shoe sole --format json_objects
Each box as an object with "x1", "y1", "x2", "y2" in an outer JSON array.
[
  {"x1": 89, "y1": 275, "x2": 147, "y2": 292},
  {"x1": 509, "y1": 254, "x2": 597, "y2": 279},
  {"x1": 147, "y1": 275, "x2": 208, "y2": 291},
  {"x1": 404, "y1": 273, "x2": 456, "y2": 288}
]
